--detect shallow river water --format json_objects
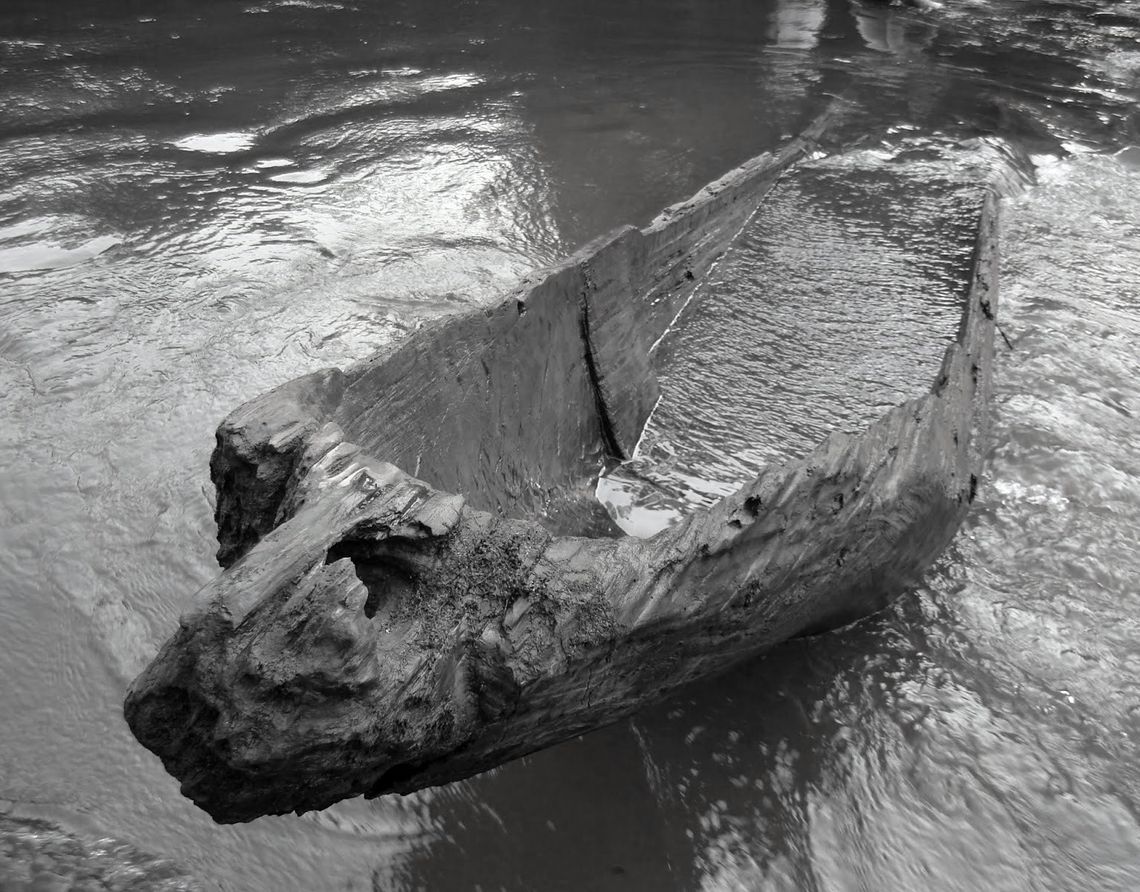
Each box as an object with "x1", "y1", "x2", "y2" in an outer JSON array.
[{"x1": 2, "y1": 1, "x2": 1140, "y2": 889}]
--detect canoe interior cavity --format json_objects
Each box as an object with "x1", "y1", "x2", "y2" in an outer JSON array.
[{"x1": 600, "y1": 137, "x2": 1005, "y2": 537}]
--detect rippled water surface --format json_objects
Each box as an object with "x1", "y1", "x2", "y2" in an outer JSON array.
[{"x1": 2, "y1": 0, "x2": 1140, "y2": 889}]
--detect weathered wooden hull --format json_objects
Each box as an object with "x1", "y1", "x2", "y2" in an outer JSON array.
[{"x1": 124, "y1": 126, "x2": 1030, "y2": 823}]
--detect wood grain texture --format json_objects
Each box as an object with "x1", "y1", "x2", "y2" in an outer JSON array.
[{"x1": 125, "y1": 133, "x2": 1031, "y2": 823}]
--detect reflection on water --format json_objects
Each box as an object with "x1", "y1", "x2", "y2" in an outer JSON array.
[
  {"x1": 622, "y1": 153, "x2": 1140, "y2": 891},
  {"x1": 770, "y1": 0, "x2": 826, "y2": 49},
  {"x1": 853, "y1": 2, "x2": 937, "y2": 55},
  {"x1": 2, "y1": 0, "x2": 1140, "y2": 889}
]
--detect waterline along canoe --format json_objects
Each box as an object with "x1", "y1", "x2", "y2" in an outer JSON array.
[{"x1": 124, "y1": 111, "x2": 1032, "y2": 823}]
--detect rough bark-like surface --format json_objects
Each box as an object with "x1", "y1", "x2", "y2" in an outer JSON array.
[
  {"x1": 125, "y1": 131, "x2": 1030, "y2": 823},
  {"x1": 210, "y1": 368, "x2": 345, "y2": 568}
]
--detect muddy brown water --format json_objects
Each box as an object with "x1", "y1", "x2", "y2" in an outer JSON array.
[{"x1": 2, "y1": 0, "x2": 1140, "y2": 889}]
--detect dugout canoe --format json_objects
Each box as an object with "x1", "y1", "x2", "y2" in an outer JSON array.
[{"x1": 124, "y1": 120, "x2": 1031, "y2": 823}]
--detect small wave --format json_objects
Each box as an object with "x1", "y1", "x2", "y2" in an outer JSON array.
[
  {"x1": 0, "y1": 234, "x2": 120, "y2": 274},
  {"x1": 244, "y1": 0, "x2": 345, "y2": 12},
  {"x1": 172, "y1": 131, "x2": 258, "y2": 154},
  {"x1": 266, "y1": 167, "x2": 333, "y2": 185}
]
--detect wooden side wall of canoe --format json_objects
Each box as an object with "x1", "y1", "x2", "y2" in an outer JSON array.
[{"x1": 209, "y1": 115, "x2": 829, "y2": 568}]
